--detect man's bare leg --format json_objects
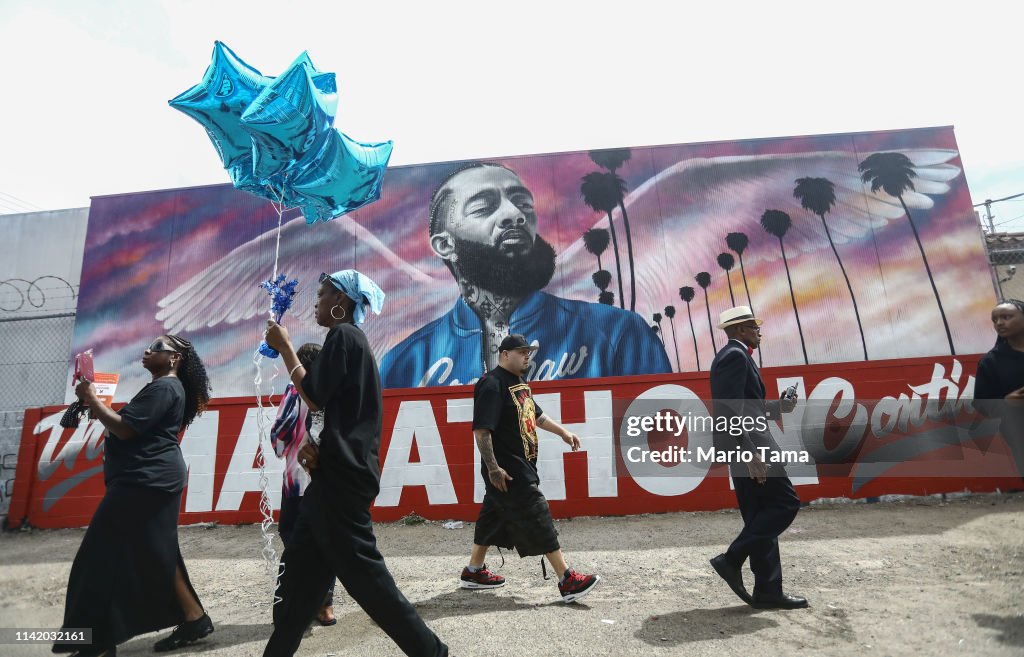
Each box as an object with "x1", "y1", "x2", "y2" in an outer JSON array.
[
  {"x1": 468, "y1": 544, "x2": 489, "y2": 569},
  {"x1": 544, "y1": 549, "x2": 569, "y2": 579}
]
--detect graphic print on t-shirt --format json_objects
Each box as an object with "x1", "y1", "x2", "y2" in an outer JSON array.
[{"x1": 509, "y1": 383, "x2": 540, "y2": 462}]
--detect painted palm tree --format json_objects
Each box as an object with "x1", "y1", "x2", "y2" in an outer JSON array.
[
  {"x1": 581, "y1": 172, "x2": 626, "y2": 309},
  {"x1": 760, "y1": 209, "x2": 808, "y2": 364},
  {"x1": 583, "y1": 228, "x2": 610, "y2": 271},
  {"x1": 664, "y1": 305, "x2": 681, "y2": 371},
  {"x1": 652, "y1": 313, "x2": 665, "y2": 345},
  {"x1": 858, "y1": 152, "x2": 955, "y2": 355},
  {"x1": 679, "y1": 286, "x2": 701, "y2": 371},
  {"x1": 726, "y1": 231, "x2": 762, "y2": 366},
  {"x1": 716, "y1": 252, "x2": 737, "y2": 306},
  {"x1": 794, "y1": 176, "x2": 869, "y2": 360},
  {"x1": 589, "y1": 148, "x2": 632, "y2": 173},
  {"x1": 726, "y1": 232, "x2": 754, "y2": 308},
  {"x1": 592, "y1": 270, "x2": 613, "y2": 304},
  {"x1": 584, "y1": 228, "x2": 613, "y2": 304},
  {"x1": 695, "y1": 272, "x2": 717, "y2": 353},
  {"x1": 589, "y1": 148, "x2": 636, "y2": 311}
]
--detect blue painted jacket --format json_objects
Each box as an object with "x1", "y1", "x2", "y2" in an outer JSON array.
[{"x1": 380, "y1": 291, "x2": 673, "y2": 388}]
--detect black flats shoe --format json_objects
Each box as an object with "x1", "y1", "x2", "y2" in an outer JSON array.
[{"x1": 153, "y1": 612, "x2": 214, "y2": 652}]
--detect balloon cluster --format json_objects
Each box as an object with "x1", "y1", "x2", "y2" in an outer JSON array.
[{"x1": 170, "y1": 42, "x2": 393, "y2": 223}]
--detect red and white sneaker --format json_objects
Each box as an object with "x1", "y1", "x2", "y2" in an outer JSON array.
[
  {"x1": 558, "y1": 569, "x2": 601, "y2": 603},
  {"x1": 460, "y1": 564, "x2": 506, "y2": 589}
]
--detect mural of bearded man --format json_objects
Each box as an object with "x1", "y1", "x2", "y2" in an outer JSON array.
[{"x1": 380, "y1": 162, "x2": 671, "y2": 388}]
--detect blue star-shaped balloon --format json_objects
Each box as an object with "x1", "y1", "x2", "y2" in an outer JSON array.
[
  {"x1": 293, "y1": 131, "x2": 394, "y2": 224},
  {"x1": 169, "y1": 41, "x2": 271, "y2": 170},
  {"x1": 241, "y1": 52, "x2": 338, "y2": 185},
  {"x1": 297, "y1": 52, "x2": 339, "y2": 123}
]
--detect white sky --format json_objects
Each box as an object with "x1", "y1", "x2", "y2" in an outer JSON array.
[{"x1": 1, "y1": 0, "x2": 1022, "y2": 231}]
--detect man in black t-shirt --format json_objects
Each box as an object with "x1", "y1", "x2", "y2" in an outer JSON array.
[{"x1": 460, "y1": 334, "x2": 601, "y2": 603}]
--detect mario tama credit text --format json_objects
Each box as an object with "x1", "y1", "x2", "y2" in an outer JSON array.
[
  {"x1": 621, "y1": 409, "x2": 810, "y2": 466},
  {"x1": 625, "y1": 444, "x2": 810, "y2": 466}
]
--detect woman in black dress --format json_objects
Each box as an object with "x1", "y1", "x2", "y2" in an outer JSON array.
[
  {"x1": 974, "y1": 299, "x2": 1024, "y2": 477},
  {"x1": 54, "y1": 335, "x2": 213, "y2": 657},
  {"x1": 262, "y1": 269, "x2": 448, "y2": 657}
]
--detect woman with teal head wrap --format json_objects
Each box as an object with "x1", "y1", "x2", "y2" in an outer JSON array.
[
  {"x1": 317, "y1": 269, "x2": 385, "y2": 325},
  {"x1": 262, "y1": 270, "x2": 448, "y2": 657}
]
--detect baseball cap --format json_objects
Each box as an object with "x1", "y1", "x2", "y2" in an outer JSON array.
[{"x1": 499, "y1": 334, "x2": 539, "y2": 352}]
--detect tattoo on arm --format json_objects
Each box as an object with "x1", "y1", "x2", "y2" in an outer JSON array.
[
  {"x1": 474, "y1": 430, "x2": 500, "y2": 471},
  {"x1": 536, "y1": 414, "x2": 568, "y2": 440}
]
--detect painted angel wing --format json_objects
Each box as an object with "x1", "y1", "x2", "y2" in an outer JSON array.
[{"x1": 155, "y1": 214, "x2": 440, "y2": 347}]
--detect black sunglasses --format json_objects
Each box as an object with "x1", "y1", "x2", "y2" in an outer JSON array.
[{"x1": 146, "y1": 340, "x2": 179, "y2": 354}]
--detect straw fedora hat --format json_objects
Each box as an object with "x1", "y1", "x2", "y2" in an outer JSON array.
[{"x1": 718, "y1": 306, "x2": 762, "y2": 329}]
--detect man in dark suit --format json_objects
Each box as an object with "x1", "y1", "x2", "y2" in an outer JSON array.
[{"x1": 708, "y1": 306, "x2": 807, "y2": 609}]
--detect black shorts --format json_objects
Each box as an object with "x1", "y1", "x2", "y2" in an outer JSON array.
[{"x1": 473, "y1": 483, "x2": 560, "y2": 558}]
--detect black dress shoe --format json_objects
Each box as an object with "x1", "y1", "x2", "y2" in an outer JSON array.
[
  {"x1": 710, "y1": 554, "x2": 752, "y2": 604},
  {"x1": 153, "y1": 612, "x2": 214, "y2": 652},
  {"x1": 751, "y1": 592, "x2": 808, "y2": 609}
]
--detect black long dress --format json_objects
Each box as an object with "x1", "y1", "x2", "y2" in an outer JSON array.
[{"x1": 54, "y1": 376, "x2": 202, "y2": 653}]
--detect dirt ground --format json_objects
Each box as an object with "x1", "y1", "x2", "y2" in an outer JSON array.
[{"x1": 1, "y1": 493, "x2": 1022, "y2": 657}]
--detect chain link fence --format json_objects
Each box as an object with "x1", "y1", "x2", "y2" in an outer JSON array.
[
  {"x1": 0, "y1": 306, "x2": 77, "y2": 519},
  {"x1": 1, "y1": 208, "x2": 92, "y2": 522},
  {"x1": 987, "y1": 233, "x2": 1024, "y2": 301}
]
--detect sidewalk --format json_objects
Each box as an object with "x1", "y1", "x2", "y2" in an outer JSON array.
[{"x1": 2, "y1": 493, "x2": 1022, "y2": 656}]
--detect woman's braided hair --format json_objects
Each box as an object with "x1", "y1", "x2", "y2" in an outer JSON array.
[
  {"x1": 999, "y1": 298, "x2": 1024, "y2": 314},
  {"x1": 165, "y1": 334, "x2": 212, "y2": 429}
]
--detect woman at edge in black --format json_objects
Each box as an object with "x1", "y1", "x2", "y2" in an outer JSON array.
[
  {"x1": 262, "y1": 269, "x2": 448, "y2": 657},
  {"x1": 53, "y1": 335, "x2": 214, "y2": 657},
  {"x1": 974, "y1": 298, "x2": 1024, "y2": 479}
]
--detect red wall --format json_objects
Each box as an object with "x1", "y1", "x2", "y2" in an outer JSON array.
[{"x1": 7, "y1": 355, "x2": 1021, "y2": 529}]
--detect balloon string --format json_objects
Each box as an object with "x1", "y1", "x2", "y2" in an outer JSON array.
[
  {"x1": 254, "y1": 184, "x2": 289, "y2": 608},
  {"x1": 267, "y1": 187, "x2": 287, "y2": 282},
  {"x1": 252, "y1": 350, "x2": 284, "y2": 607}
]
